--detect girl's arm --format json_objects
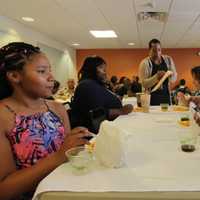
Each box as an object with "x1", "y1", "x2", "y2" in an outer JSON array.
[{"x1": 0, "y1": 104, "x2": 89, "y2": 200}]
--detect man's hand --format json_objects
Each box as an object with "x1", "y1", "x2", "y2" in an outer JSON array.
[{"x1": 156, "y1": 70, "x2": 165, "y2": 80}]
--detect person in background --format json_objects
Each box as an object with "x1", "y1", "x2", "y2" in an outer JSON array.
[
  {"x1": 0, "y1": 42, "x2": 90, "y2": 200},
  {"x1": 189, "y1": 96, "x2": 200, "y2": 126},
  {"x1": 171, "y1": 79, "x2": 191, "y2": 104},
  {"x1": 46, "y1": 80, "x2": 60, "y2": 100},
  {"x1": 67, "y1": 78, "x2": 76, "y2": 97},
  {"x1": 191, "y1": 66, "x2": 200, "y2": 96},
  {"x1": 52, "y1": 80, "x2": 60, "y2": 94},
  {"x1": 139, "y1": 38, "x2": 177, "y2": 105},
  {"x1": 109, "y1": 75, "x2": 119, "y2": 92},
  {"x1": 177, "y1": 79, "x2": 191, "y2": 94},
  {"x1": 55, "y1": 78, "x2": 76, "y2": 102},
  {"x1": 177, "y1": 66, "x2": 200, "y2": 106},
  {"x1": 116, "y1": 76, "x2": 131, "y2": 98},
  {"x1": 70, "y1": 56, "x2": 133, "y2": 133},
  {"x1": 131, "y1": 76, "x2": 142, "y2": 96}
]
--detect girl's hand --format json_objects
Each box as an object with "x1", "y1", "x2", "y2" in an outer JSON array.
[
  {"x1": 56, "y1": 127, "x2": 91, "y2": 163},
  {"x1": 121, "y1": 104, "x2": 133, "y2": 115}
]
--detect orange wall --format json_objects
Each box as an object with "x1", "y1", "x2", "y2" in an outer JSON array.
[{"x1": 76, "y1": 48, "x2": 200, "y2": 90}]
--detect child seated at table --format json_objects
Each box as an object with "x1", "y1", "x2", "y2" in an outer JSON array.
[
  {"x1": 189, "y1": 96, "x2": 200, "y2": 126},
  {"x1": 177, "y1": 66, "x2": 200, "y2": 106},
  {"x1": 0, "y1": 42, "x2": 90, "y2": 200}
]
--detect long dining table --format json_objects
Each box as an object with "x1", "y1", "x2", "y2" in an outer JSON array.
[{"x1": 33, "y1": 106, "x2": 200, "y2": 200}]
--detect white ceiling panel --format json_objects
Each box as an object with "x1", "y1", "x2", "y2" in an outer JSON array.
[
  {"x1": 135, "y1": 0, "x2": 171, "y2": 12},
  {"x1": 0, "y1": 0, "x2": 199, "y2": 48},
  {"x1": 171, "y1": 0, "x2": 200, "y2": 13},
  {"x1": 135, "y1": 0, "x2": 171, "y2": 47},
  {"x1": 161, "y1": 13, "x2": 198, "y2": 47},
  {"x1": 0, "y1": 0, "x2": 87, "y2": 44},
  {"x1": 162, "y1": 22, "x2": 193, "y2": 47},
  {"x1": 138, "y1": 21, "x2": 164, "y2": 47},
  {"x1": 92, "y1": 0, "x2": 139, "y2": 47},
  {"x1": 168, "y1": 12, "x2": 199, "y2": 22},
  {"x1": 176, "y1": 40, "x2": 200, "y2": 48},
  {"x1": 180, "y1": 29, "x2": 200, "y2": 45},
  {"x1": 176, "y1": 15, "x2": 200, "y2": 47},
  {"x1": 55, "y1": 0, "x2": 110, "y2": 29}
]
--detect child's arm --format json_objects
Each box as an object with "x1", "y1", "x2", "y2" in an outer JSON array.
[
  {"x1": 0, "y1": 130, "x2": 62, "y2": 199},
  {"x1": 0, "y1": 122, "x2": 89, "y2": 200}
]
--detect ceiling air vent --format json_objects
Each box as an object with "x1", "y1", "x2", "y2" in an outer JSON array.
[{"x1": 137, "y1": 12, "x2": 168, "y2": 22}]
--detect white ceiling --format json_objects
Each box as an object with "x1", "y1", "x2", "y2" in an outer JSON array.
[{"x1": 0, "y1": 0, "x2": 200, "y2": 49}]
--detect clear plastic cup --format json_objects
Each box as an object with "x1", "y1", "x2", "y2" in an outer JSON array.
[
  {"x1": 177, "y1": 113, "x2": 199, "y2": 152},
  {"x1": 178, "y1": 127, "x2": 198, "y2": 152},
  {"x1": 140, "y1": 93, "x2": 151, "y2": 113},
  {"x1": 160, "y1": 103, "x2": 169, "y2": 112},
  {"x1": 136, "y1": 93, "x2": 143, "y2": 107},
  {"x1": 65, "y1": 146, "x2": 94, "y2": 171}
]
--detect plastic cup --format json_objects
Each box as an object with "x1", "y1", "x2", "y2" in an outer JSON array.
[
  {"x1": 178, "y1": 127, "x2": 198, "y2": 152},
  {"x1": 160, "y1": 103, "x2": 169, "y2": 112},
  {"x1": 136, "y1": 93, "x2": 143, "y2": 107},
  {"x1": 140, "y1": 93, "x2": 151, "y2": 113}
]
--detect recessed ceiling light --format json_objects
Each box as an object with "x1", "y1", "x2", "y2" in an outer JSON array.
[
  {"x1": 128, "y1": 42, "x2": 135, "y2": 46},
  {"x1": 72, "y1": 43, "x2": 80, "y2": 46},
  {"x1": 22, "y1": 17, "x2": 34, "y2": 22},
  {"x1": 90, "y1": 30, "x2": 117, "y2": 38}
]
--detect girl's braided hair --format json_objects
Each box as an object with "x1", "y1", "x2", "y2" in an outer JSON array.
[{"x1": 0, "y1": 42, "x2": 41, "y2": 100}]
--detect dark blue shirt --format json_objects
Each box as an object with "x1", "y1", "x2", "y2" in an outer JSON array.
[{"x1": 70, "y1": 79, "x2": 122, "y2": 129}]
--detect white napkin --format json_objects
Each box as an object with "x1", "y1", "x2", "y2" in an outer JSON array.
[
  {"x1": 94, "y1": 121, "x2": 126, "y2": 168},
  {"x1": 151, "y1": 70, "x2": 173, "y2": 92}
]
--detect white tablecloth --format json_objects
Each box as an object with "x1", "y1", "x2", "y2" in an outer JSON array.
[{"x1": 33, "y1": 107, "x2": 200, "y2": 200}]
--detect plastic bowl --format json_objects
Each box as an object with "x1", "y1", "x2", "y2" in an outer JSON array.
[{"x1": 65, "y1": 146, "x2": 94, "y2": 170}]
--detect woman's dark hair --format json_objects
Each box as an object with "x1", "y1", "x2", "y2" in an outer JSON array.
[
  {"x1": 191, "y1": 66, "x2": 200, "y2": 83},
  {"x1": 0, "y1": 42, "x2": 41, "y2": 100},
  {"x1": 110, "y1": 76, "x2": 118, "y2": 84},
  {"x1": 78, "y1": 56, "x2": 106, "y2": 82},
  {"x1": 119, "y1": 76, "x2": 126, "y2": 84}
]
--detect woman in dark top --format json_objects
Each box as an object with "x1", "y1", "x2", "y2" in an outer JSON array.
[{"x1": 70, "y1": 56, "x2": 133, "y2": 133}]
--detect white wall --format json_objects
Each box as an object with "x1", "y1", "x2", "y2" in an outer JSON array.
[
  {"x1": 0, "y1": 16, "x2": 77, "y2": 85},
  {"x1": 38, "y1": 43, "x2": 77, "y2": 85}
]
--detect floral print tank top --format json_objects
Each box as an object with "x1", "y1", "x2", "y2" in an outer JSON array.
[{"x1": 5, "y1": 101, "x2": 65, "y2": 169}]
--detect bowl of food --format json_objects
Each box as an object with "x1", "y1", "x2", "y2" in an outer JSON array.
[
  {"x1": 178, "y1": 116, "x2": 190, "y2": 127},
  {"x1": 173, "y1": 105, "x2": 189, "y2": 112},
  {"x1": 65, "y1": 146, "x2": 94, "y2": 170}
]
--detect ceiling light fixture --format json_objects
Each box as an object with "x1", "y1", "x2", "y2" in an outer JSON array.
[
  {"x1": 90, "y1": 30, "x2": 117, "y2": 38},
  {"x1": 128, "y1": 43, "x2": 135, "y2": 46},
  {"x1": 72, "y1": 43, "x2": 80, "y2": 46},
  {"x1": 22, "y1": 17, "x2": 35, "y2": 22}
]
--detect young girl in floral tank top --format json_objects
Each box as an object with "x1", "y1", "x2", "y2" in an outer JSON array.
[{"x1": 0, "y1": 42, "x2": 90, "y2": 200}]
